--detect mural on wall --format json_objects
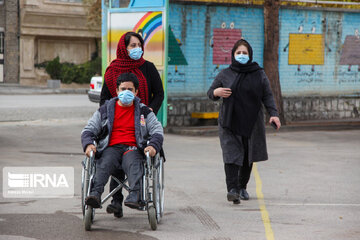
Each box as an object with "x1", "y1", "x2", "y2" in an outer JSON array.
[
  {"x1": 283, "y1": 22, "x2": 329, "y2": 72},
  {"x1": 209, "y1": 22, "x2": 242, "y2": 81},
  {"x1": 167, "y1": 26, "x2": 187, "y2": 83},
  {"x1": 108, "y1": 11, "x2": 164, "y2": 66},
  {"x1": 339, "y1": 29, "x2": 360, "y2": 72},
  {"x1": 336, "y1": 28, "x2": 360, "y2": 84},
  {"x1": 279, "y1": 10, "x2": 360, "y2": 95},
  {"x1": 282, "y1": 20, "x2": 332, "y2": 84},
  {"x1": 212, "y1": 25, "x2": 242, "y2": 64}
]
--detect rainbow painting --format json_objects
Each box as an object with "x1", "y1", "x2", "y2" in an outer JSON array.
[
  {"x1": 133, "y1": 12, "x2": 163, "y2": 46},
  {"x1": 108, "y1": 11, "x2": 164, "y2": 66}
]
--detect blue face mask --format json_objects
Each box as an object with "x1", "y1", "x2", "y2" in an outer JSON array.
[
  {"x1": 128, "y1": 47, "x2": 143, "y2": 60},
  {"x1": 118, "y1": 90, "x2": 135, "y2": 105},
  {"x1": 235, "y1": 54, "x2": 250, "y2": 64}
]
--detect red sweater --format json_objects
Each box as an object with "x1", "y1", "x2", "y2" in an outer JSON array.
[{"x1": 109, "y1": 103, "x2": 136, "y2": 146}]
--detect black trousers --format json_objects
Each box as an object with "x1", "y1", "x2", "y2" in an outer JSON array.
[
  {"x1": 110, "y1": 169, "x2": 125, "y2": 203},
  {"x1": 91, "y1": 144, "x2": 143, "y2": 197},
  {"x1": 224, "y1": 136, "x2": 253, "y2": 192}
]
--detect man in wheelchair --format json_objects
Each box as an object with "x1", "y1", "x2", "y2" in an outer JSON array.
[{"x1": 81, "y1": 72, "x2": 164, "y2": 210}]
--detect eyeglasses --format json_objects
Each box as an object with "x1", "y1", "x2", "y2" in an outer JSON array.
[{"x1": 120, "y1": 88, "x2": 134, "y2": 91}]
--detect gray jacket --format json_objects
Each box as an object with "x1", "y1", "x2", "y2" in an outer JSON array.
[
  {"x1": 81, "y1": 97, "x2": 163, "y2": 155},
  {"x1": 207, "y1": 67, "x2": 278, "y2": 165}
]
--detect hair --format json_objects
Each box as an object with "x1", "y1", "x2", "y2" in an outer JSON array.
[
  {"x1": 231, "y1": 39, "x2": 253, "y2": 63},
  {"x1": 116, "y1": 72, "x2": 139, "y2": 90},
  {"x1": 124, "y1": 32, "x2": 144, "y2": 48},
  {"x1": 231, "y1": 39, "x2": 250, "y2": 56}
]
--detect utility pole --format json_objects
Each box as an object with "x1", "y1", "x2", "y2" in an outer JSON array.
[{"x1": 263, "y1": 0, "x2": 286, "y2": 124}]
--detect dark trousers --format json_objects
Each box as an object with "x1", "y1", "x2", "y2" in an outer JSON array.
[
  {"x1": 110, "y1": 169, "x2": 125, "y2": 203},
  {"x1": 91, "y1": 144, "x2": 143, "y2": 197},
  {"x1": 224, "y1": 136, "x2": 253, "y2": 192}
]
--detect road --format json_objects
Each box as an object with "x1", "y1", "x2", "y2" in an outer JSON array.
[{"x1": 0, "y1": 94, "x2": 359, "y2": 240}]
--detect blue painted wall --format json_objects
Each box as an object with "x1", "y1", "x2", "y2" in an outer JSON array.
[
  {"x1": 168, "y1": 4, "x2": 264, "y2": 96},
  {"x1": 279, "y1": 9, "x2": 360, "y2": 97},
  {"x1": 168, "y1": 4, "x2": 360, "y2": 97}
]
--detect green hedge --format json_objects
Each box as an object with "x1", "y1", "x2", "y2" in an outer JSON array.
[{"x1": 36, "y1": 56, "x2": 102, "y2": 84}]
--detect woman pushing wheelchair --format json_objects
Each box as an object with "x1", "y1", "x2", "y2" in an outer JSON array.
[{"x1": 81, "y1": 72, "x2": 164, "y2": 210}]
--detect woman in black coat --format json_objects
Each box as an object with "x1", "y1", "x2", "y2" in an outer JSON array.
[{"x1": 207, "y1": 39, "x2": 281, "y2": 204}]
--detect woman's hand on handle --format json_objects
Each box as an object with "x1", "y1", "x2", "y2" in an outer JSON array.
[
  {"x1": 269, "y1": 117, "x2": 281, "y2": 130},
  {"x1": 85, "y1": 144, "x2": 96, "y2": 157},
  {"x1": 214, "y1": 88, "x2": 232, "y2": 98}
]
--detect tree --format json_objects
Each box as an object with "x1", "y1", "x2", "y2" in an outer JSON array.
[{"x1": 263, "y1": 0, "x2": 286, "y2": 124}]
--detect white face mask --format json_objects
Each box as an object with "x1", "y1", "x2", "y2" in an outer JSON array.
[
  {"x1": 118, "y1": 90, "x2": 135, "y2": 105},
  {"x1": 235, "y1": 54, "x2": 249, "y2": 64},
  {"x1": 128, "y1": 47, "x2": 143, "y2": 60}
]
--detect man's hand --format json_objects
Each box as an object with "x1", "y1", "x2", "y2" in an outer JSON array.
[
  {"x1": 214, "y1": 88, "x2": 232, "y2": 98},
  {"x1": 144, "y1": 146, "x2": 156, "y2": 157},
  {"x1": 85, "y1": 144, "x2": 96, "y2": 157},
  {"x1": 269, "y1": 116, "x2": 281, "y2": 130}
]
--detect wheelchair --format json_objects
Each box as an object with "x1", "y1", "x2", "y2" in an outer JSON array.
[{"x1": 81, "y1": 149, "x2": 165, "y2": 231}]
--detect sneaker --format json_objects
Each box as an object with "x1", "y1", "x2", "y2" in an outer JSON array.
[
  {"x1": 85, "y1": 194, "x2": 101, "y2": 208},
  {"x1": 239, "y1": 188, "x2": 249, "y2": 200},
  {"x1": 106, "y1": 200, "x2": 123, "y2": 218},
  {"x1": 227, "y1": 188, "x2": 240, "y2": 203},
  {"x1": 124, "y1": 191, "x2": 140, "y2": 209}
]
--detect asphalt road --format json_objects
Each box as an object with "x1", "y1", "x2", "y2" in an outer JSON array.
[{"x1": 0, "y1": 94, "x2": 359, "y2": 240}]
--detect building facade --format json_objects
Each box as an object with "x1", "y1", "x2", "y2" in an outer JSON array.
[
  {"x1": 19, "y1": 0, "x2": 100, "y2": 85},
  {"x1": 0, "y1": 0, "x2": 20, "y2": 83},
  {"x1": 0, "y1": 0, "x2": 4, "y2": 83}
]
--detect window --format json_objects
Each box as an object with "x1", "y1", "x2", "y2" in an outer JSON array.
[
  {"x1": 0, "y1": 32, "x2": 4, "y2": 54},
  {"x1": 111, "y1": 0, "x2": 130, "y2": 8},
  {"x1": 0, "y1": 0, "x2": 3, "y2": 5}
]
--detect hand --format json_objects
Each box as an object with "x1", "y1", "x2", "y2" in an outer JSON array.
[
  {"x1": 213, "y1": 88, "x2": 232, "y2": 98},
  {"x1": 144, "y1": 146, "x2": 156, "y2": 157},
  {"x1": 85, "y1": 144, "x2": 96, "y2": 157},
  {"x1": 149, "y1": 107, "x2": 153, "y2": 112},
  {"x1": 269, "y1": 117, "x2": 281, "y2": 130}
]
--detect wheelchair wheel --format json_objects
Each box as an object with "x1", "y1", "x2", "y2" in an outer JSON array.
[
  {"x1": 81, "y1": 160, "x2": 88, "y2": 216},
  {"x1": 153, "y1": 155, "x2": 164, "y2": 224},
  {"x1": 159, "y1": 156, "x2": 165, "y2": 218},
  {"x1": 84, "y1": 206, "x2": 93, "y2": 231},
  {"x1": 147, "y1": 206, "x2": 157, "y2": 230},
  {"x1": 82, "y1": 153, "x2": 95, "y2": 231}
]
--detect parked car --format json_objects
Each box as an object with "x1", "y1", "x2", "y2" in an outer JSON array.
[{"x1": 88, "y1": 76, "x2": 102, "y2": 103}]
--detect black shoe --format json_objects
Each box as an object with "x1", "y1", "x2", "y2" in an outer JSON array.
[
  {"x1": 233, "y1": 199, "x2": 241, "y2": 204},
  {"x1": 106, "y1": 200, "x2": 123, "y2": 218},
  {"x1": 124, "y1": 191, "x2": 140, "y2": 209},
  {"x1": 239, "y1": 188, "x2": 249, "y2": 200},
  {"x1": 227, "y1": 188, "x2": 240, "y2": 202},
  {"x1": 85, "y1": 195, "x2": 101, "y2": 208}
]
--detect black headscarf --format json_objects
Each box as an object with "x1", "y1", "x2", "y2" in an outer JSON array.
[{"x1": 222, "y1": 39, "x2": 263, "y2": 137}]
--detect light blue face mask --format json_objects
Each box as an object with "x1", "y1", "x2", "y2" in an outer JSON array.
[
  {"x1": 235, "y1": 54, "x2": 250, "y2": 64},
  {"x1": 118, "y1": 90, "x2": 135, "y2": 105},
  {"x1": 128, "y1": 47, "x2": 143, "y2": 60}
]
